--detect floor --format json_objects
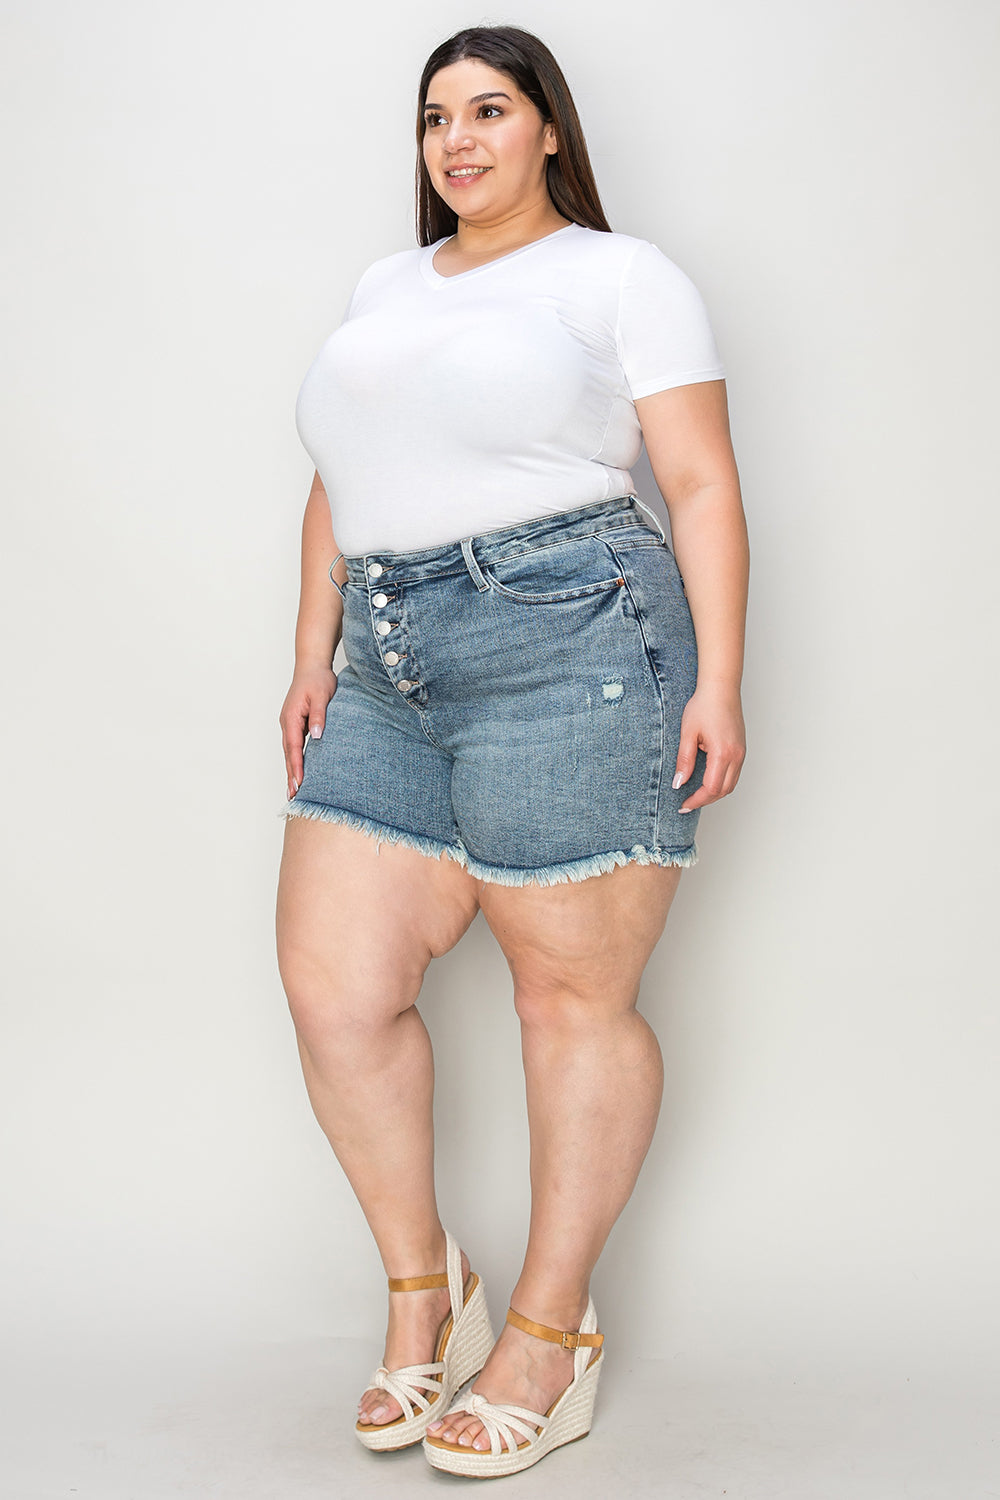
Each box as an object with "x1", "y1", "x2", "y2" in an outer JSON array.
[{"x1": 3, "y1": 1334, "x2": 994, "y2": 1498}]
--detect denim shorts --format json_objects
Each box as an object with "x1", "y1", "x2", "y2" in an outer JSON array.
[{"x1": 277, "y1": 494, "x2": 707, "y2": 887}]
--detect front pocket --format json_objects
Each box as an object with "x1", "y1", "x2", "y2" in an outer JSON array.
[{"x1": 482, "y1": 534, "x2": 629, "y2": 604}]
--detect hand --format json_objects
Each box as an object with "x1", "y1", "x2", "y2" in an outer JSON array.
[
  {"x1": 673, "y1": 684, "x2": 746, "y2": 814},
  {"x1": 279, "y1": 663, "x2": 338, "y2": 801}
]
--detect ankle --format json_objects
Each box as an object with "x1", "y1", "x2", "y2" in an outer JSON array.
[
  {"x1": 508, "y1": 1283, "x2": 590, "y2": 1332},
  {"x1": 382, "y1": 1226, "x2": 449, "y2": 1281}
]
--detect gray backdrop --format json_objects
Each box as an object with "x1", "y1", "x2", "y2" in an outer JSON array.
[{"x1": 2, "y1": 0, "x2": 998, "y2": 1488}]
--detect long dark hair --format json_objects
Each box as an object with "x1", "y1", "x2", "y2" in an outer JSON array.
[{"x1": 415, "y1": 26, "x2": 611, "y2": 245}]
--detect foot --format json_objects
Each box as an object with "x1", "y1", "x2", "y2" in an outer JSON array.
[
  {"x1": 426, "y1": 1301, "x2": 584, "y2": 1452},
  {"x1": 356, "y1": 1247, "x2": 471, "y2": 1427}
]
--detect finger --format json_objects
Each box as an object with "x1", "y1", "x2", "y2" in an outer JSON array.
[
  {"x1": 281, "y1": 715, "x2": 307, "y2": 797},
  {"x1": 672, "y1": 728, "x2": 701, "y2": 791},
  {"x1": 286, "y1": 746, "x2": 303, "y2": 801},
  {"x1": 712, "y1": 746, "x2": 746, "y2": 800},
  {"x1": 679, "y1": 746, "x2": 730, "y2": 814},
  {"x1": 718, "y1": 757, "x2": 744, "y2": 799},
  {"x1": 680, "y1": 749, "x2": 746, "y2": 812},
  {"x1": 308, "y1": 676, "x2": 337, "y2": 740}
]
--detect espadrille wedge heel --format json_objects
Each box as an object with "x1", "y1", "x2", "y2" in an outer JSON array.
[
  {"x1": 423, "y1": 1297, "x2": 604, "y2": 1478},
  {"x1": 355, "y1": 1229, "x2": 494, "y2": 1452}
]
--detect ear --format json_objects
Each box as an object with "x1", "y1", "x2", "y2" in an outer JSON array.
[{"x1": 543, "y1": 120, "x2": 558, "y2": 156}]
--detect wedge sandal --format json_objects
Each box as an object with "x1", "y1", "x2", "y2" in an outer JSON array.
[
  {"x1": 355, "y1": 1228, "x2": 494, "y2": 1452},
  {"x1": 423, "y1": 1297, "x2": 604, "y2": 1477}
]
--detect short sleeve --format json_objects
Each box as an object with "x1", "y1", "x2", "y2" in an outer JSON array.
[
  {"x1": 341, "y1": 267, "x2": 371, "y2": 323},
  {"x1": 340, "y1": 247, "x2": 413, "y2": 324},
  {"x1": 616, "y1": 240, "x2": 726, "y2": 400}
]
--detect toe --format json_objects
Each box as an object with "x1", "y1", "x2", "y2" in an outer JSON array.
[
  {"x1": 357, "y1": 1391, "x2": 401, "y2": 1426},
  {"x1": 436, "y1": 1409, "x2": 472, "y2": 1444},
  {"x1": 468, "y1": 1419, "x2": 490, "y2": 1451}
]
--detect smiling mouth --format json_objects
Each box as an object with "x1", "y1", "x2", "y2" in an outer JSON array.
[{"x1": 445, "y1": 166, "x2": 492, "y2": 179}]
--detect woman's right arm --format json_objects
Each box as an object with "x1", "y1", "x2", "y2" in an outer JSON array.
[{"x1": 279, "y1": 469, "x2": 346, "y2": 801}]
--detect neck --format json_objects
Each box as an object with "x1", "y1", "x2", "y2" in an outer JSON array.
[{"x1": 452, "y1": 201, "x2": 571, "y2": 260}]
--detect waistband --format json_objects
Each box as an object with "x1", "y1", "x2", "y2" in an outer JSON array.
[{"x1": 340, "y1": 494, "x2": 665, "y2": 588}]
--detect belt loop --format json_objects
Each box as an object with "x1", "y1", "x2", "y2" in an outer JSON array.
[
  {"x1": 328, "y1": 551, "x2": 347, "y2": 600},
  {"x1": 631, "y1": 495, "x2": 667, "y2": 544},
  {"x1": 461, "y1": 536, "x2": 491, "y2": 593}
]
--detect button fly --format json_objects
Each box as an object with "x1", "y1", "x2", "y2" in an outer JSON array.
[
  {"x1": 384, "y1": 651, "x2": 400, "y2": 666},
  {"x1": 372, "y1": 592, "x2": 388, "y2": 607},
  {"x1": 376, "y1": 620, "x2": 393, "y2": 636},
  {"x1": 396, "y1": 679, "x2": 414, "y2": 692},
  {"x1": 367, "y1": 562, "x2": 383, "y2": 578}
]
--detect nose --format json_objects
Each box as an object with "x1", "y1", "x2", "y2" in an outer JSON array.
[{"x1": 443, "y1": 116, "x2": 475, "y2": 154}]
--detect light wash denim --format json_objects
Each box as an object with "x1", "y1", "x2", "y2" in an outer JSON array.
[{"x1": 278, "y1": 494, "x2": 707, "y2": 886}]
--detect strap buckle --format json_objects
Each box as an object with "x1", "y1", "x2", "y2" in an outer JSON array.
[{"x1": 560, "y1": 1331, "x2": 582, "y2": 1351}]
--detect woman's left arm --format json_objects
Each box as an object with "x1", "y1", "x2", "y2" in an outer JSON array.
[{"x1": 635, "y1": 378, "x2": 749, "y2": 814}]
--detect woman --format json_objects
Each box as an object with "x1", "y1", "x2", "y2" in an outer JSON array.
[{"x1": 275, "y1": 23, "x2": 748, "y2": 1479}]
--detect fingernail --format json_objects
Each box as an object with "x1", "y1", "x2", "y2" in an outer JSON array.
[
  {"x1": 310, "y1": 724, "x2": 322, "y2": 738},
  {"x1": 672, "y1": 773, "x2": 684, "y2": 789},
  {"x1": 679, "y1": 807, "x2": 692, "y2": 814}
]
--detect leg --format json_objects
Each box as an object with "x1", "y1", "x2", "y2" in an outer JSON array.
[
  {"x1": 428, "y1": 859, "x2": 682, "y2": 1450},
  {"x1": 275, "y1": 817, "x2": 482, "y2": 1423}
]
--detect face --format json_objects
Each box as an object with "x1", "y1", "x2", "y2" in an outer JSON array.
[{"x1": 421, "y1": 58, "x2": 558, "y2": 224}]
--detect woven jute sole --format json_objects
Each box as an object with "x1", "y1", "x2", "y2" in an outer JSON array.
[
  {"x1": 423, "y1": 1350, "x2": 603, "y2": 1477},
  {"x1": 356, "y1": 1277, "x2": 495, "y2": 1452}
]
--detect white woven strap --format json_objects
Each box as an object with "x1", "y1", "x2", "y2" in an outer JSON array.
[
  {"x1": 443, "y1": 1228, "x2": 464, "y2": 1326},
  {"x1": 443, "y1": 1391, "x2": 549, "y2": 1458},
  {"x1": 573, "y1": 1296, "x2": 601, "y2": 1382},
  {"x1": 365, "y1": 1361, "x2": 445, "y2": 1421}
]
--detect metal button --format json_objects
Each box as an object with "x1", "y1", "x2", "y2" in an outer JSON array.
[
  {"x1": 372, "y1": 592, "x2": 388, "y2": 607},
  {"x1": 376, "y1": 620, "x2": 393, "y2": 636},
  {"x1": 396, "y1": 679, "x2": 414, "y2": 692},
  {"x1": 367, "y1": 562, "x2": 383, "y2": 578},
  {"x1": 383, "y1": 651, "x2": 400, "y2": 665}
]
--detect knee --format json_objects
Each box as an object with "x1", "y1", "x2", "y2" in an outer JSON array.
[
  {"x1": 511, "y1": 973, "x2": 639, "y2": 1034},
  {"x1": 277, "y1": 934, "x2": 423, "y2": 1049}
]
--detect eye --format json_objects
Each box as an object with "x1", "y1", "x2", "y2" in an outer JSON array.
[
  {"x1": 478, "y1": 104, "x2": 503, "y2": 118},
  {"x1": 424, "y1": 111, "x2": 445, "y2": 128}
]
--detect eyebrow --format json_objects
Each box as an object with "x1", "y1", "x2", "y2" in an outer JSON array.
[{"x1": 424, "y1": 91, "x2": 513, "y2": 111}]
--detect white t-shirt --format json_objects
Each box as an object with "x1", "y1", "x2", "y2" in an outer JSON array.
[{"x1": 295, "y1": 222, "x2": 725, "y2": 554}]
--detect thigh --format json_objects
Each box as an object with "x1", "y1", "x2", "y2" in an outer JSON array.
[
  {"x1": 442, "y1": 526, "x2": 705, "y2": 881},
  {"x1": 292, "y1": 660, "x2": 464, "y2": 858},
  {"x1": 478, "y1": 860, "x2": 683, "y2": 1004},
  {"x1": 276, "y1": 818, "x2": 482, "y2": 1017}
]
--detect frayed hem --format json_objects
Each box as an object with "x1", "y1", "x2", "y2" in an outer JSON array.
[
  {"x1": 278, "y1": 799, "x2": 698, "y2": 886},
  {"x1": 461, "y1": 841, "x2": 699, "y2": 888},
  {"x1": 277, "y1": 799, "x2": 467, "y2": 868}
]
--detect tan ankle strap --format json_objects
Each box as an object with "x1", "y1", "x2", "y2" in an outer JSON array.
[
  {"x1": 387, "y1": 1271, "x2": 449, "y2": 1292},
  {"x1": 506, "y1": 1306, "x2": 604, "y2": 1351}
]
